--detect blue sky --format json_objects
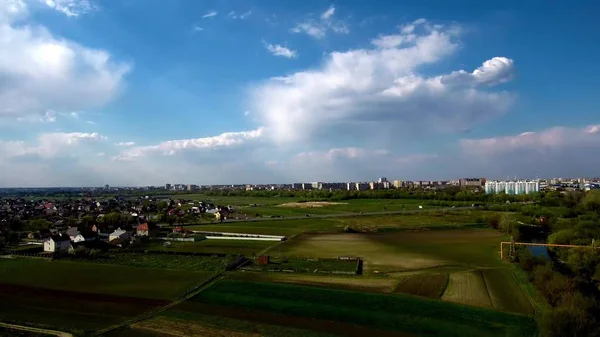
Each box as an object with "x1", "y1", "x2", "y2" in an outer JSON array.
[{"x1": 1, "y1": 0, "x2": 599, "y2": 187}]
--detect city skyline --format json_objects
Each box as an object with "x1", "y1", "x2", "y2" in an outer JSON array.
[{"x1": 1, "y1": 0, "x2": 600, "y2": 187}]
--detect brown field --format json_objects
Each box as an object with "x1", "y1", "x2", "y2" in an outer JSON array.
[
  {"x1": 276, "y1": 201, "x2": 347, "y2": 208},
  {"x1": 394, "y1": 273, "x2": 449, "y2": 298},
  {"x1": 441, "y1": 270, "x2": 492, "y2": 308},
  {"x1": 0, "y1": 284, "x2": 168, "y2": 332},
  {"x1": 230, "y1": 272, "x2": 398, "y2": 293},
  {"x1": 131, "y1": 316, "x2": 260, "y2": 337},
  {"x1": 173, "y1": 304, "x2": 408, "y2": 337}
]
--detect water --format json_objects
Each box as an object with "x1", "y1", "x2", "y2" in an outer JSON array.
[
  {"x1": 528, "y1": 245, "x2": 550, "y2": 259},
  {"x1": 527, "y1": 238, "x2": 550, "y2": 259}
]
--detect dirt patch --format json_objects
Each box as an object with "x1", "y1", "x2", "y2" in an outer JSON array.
[
  {"x1": 175, "y1": 303, "x2": 410, "y2": 337},
  {"x1": 132, "y1": 316, "x2": 260, "y2": 337},
  {"x1": 276, "y1": 201, "x2": 347, "y2": 208},
  {"x1": 231, "y1": 272, "x2": 398, "y2": 293}
]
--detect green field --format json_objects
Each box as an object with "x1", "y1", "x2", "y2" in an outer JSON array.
[
  {"x1": 187, "y1": 279, "x2": 537, "y2": 337},
  {"x1": 187, "y1": 210, "x2": 499, "y2": 237},
  {"x1": 0, "y1": 258, "x2": 208, "y2": 299},
  {"x1": 273, "y1": 229, "x2": 505, "y2": 275},
  {"x1": 175, "y1": 195, "x2": 473, "y2": 217},
  {"x1": 87, "y1": 252, "x2": 234, "y2": 271},
  {"x1": 394, "y1": 273, "x2": 449, "y2": 298}
]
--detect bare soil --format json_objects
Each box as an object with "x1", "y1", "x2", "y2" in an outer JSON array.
[{"x1": 131, "y1": 316, "x2": 260, "y2": 337}]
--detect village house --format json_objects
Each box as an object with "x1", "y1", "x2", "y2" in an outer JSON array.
[
  {"x1": 43, "y1": 234, "x2": 72, "y2": 252},
  {"x1": 136, "y1": 223, "x2": 149, "y2": 236},
  {"x1": 109, "y1": 228, "x2": 131, "y2": 241},
  {"x1": 66, "y1": 227, "x2": 80, "y2": 241},
  {"x1": 73, "y1": 233, "x2": 96, "y2": 243}
]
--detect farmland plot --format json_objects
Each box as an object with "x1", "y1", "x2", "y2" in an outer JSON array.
[
  {"x1": 188, "y1": 279, "x2": 537, "y2": 337},
  {"x1": 441, "y1": 270, "x2": 492, "y2": 308},
  {"x1": 394, "y1": 273, "x2": 449, "y2": 298},
  {"x1": 482, "y1": 268, "x2": 534, "y2": 315}
]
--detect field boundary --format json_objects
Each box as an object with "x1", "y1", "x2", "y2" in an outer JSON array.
[
  {"x1": 0, "y1": 322, "x2": 73, "y2": 337},
  {"x1": 93, "y1": 271, "x2": 226, "y2": 336},
  {"x1": 506, "y1": 266, "x2": 541, "y2": 315}
]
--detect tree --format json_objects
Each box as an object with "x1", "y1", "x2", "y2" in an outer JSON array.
[{"x1": 499, "y1": 213, "x2": 517, "y2": 236}]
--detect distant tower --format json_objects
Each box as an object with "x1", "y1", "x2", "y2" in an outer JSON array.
[
  {"x1": 104, "y1": 184, "x2": 109, "y2": 190},
  {"x1": 165, "y1": 183, "x2": 171, "y2": 190}
]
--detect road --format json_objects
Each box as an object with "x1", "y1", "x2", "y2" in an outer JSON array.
[{"x1": 0, "y1": 322, "x2": 73, "y2": 337}]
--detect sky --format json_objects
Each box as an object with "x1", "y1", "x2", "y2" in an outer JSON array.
[{"x1": 1, "y1": 0, "x2": 600, "y2": 187}]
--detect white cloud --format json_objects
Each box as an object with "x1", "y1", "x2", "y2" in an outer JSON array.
[
  {"x1": 42, "y1": 0, "x2": 96, "y2": 17},
  {"x1": 0, "y1": 0, "x2": 130, "y2": 121},
  {"x1": 244, "y1": 110, "x2": 250, "y2": 116},
  {"x1": 192, "y1": 25, "x2": 204, "y2": 32},
  {"x1": 96, "y1": 152, "x2": 105, "y2": 156},
  {"x1": 320, "y1": 5, "x2": 335, "y2": 20},
  {"x1": 263, "y1": 42, "x2": 297, "y2": 59},
  {"x1": 291, "y1": 5, "x2": 348, "y2": 39},
  {"x1": 229, "y1": 10, "x2": 252, "y2": 19},
  {"x1": 290, "y1": 22, "x2": 326, "y2": 39},
  {"x1": 85, "y1": 120, "x2": 95, "y2": 124},
  {"x1": 252, "y1": 20, "x2": 515, "y2": 146},
  {"x1": 202, "y1": 11, "x2": 217, "y2": 19},
  {"x1": 70, "y1": 111, "x2": 79, "y2": 118},
  {"x1": 455, "y1": 124, "x2": 600, "y2": 179},
  {"x1": 0, "y1": 132, "x2": 106, "y2": 159},
  {"x1": 112, "y1": 128, "x2": 265, "y2": 161},
  {"x1": 461, "y1": 124, "x2": 600, "y2": 155},
  {"x1": 115, "y1": 141, "x2": 135, "y2": 147}
]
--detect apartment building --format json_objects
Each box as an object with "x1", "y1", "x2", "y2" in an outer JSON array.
[{"x1": 485, "y1": 180, "x2": 540, "y2": 195}]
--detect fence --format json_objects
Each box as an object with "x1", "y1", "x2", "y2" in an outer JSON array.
[{"x1": 1, "y1": 251, "x2": 53, "y2": 260}]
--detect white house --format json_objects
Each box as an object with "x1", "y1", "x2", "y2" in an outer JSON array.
[
  {"x1": 109, "y1": 228, "x2": 131, "y2": 241},
  {"x1": 44, "y1": 234, "x2": 72, "y2": 252},
  {"x1": 73, "y1": 234, "x2": 96, "y2": 243}
]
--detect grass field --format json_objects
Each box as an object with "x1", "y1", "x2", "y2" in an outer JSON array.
[
  {"x1": 187, "y1": 279, "x2": 537, "y2": 337},
  {"x1": 0, "y1": 258, "x2": 209, "y2": 299},
  {"x1": 441, "y1": 269, "x2": 534, "y2": 315},
  {"x1": 273, "y1": 229, "x2": 506, "y2": 274},
  {"x1": 143, "y1": 239, "x2": 278, "y2": 256},
  {"x1": 87, "y1": 252, "x2": 234, "y2": 271},
  {"x1": 175, "y1": 195, "x2": 473, "y2": 217},
  {"x1": 394, "y1": 273, "x2": 449, "y2": 298},
  {"x1": 481, "y1": 268, "x2": 535, "y2": 315},
  {"x1": 186, "y1": 210, "x2": 500, "y2": 237}
]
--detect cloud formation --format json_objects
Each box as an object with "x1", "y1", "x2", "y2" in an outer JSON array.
[
  {"x1": 0, "y1": 0, "x2": 130, "y2": 121},
  {"x1": 291, "y1": 5, "x2": 349, "y2": 39},
  {"x1": 252, "y1": 19, "x2": 515, "y2": 146},
  {"x1": 263, "y1": 42, "x2": 297, "y2": 58},
  {"x1": 42, "y1": 0, "x2": 96, "y2": 17},
  {"x1": 202, "y1": 11, "x2": 217, "y2": 19},
  {"x1": 112, "y1": 128, "x2": 265, "y2": 161},
  {"x1": 0, "y1": 132, "x2": 106, "y2": 159}
]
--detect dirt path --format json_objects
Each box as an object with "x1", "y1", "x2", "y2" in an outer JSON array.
[{"x1": 0, "y1": 322, "x2": 73, "y2": 337}]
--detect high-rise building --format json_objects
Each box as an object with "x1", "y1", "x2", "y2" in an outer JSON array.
[
  {"x1": 165, "y1": 183, "x2": 171, "y2": 190},
  {"x1": 485, "y1": 180, "x2": 539, "y2": 195},
  {"x1": 104, "y1": 184, "x2": 109, "y2": 190}
]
